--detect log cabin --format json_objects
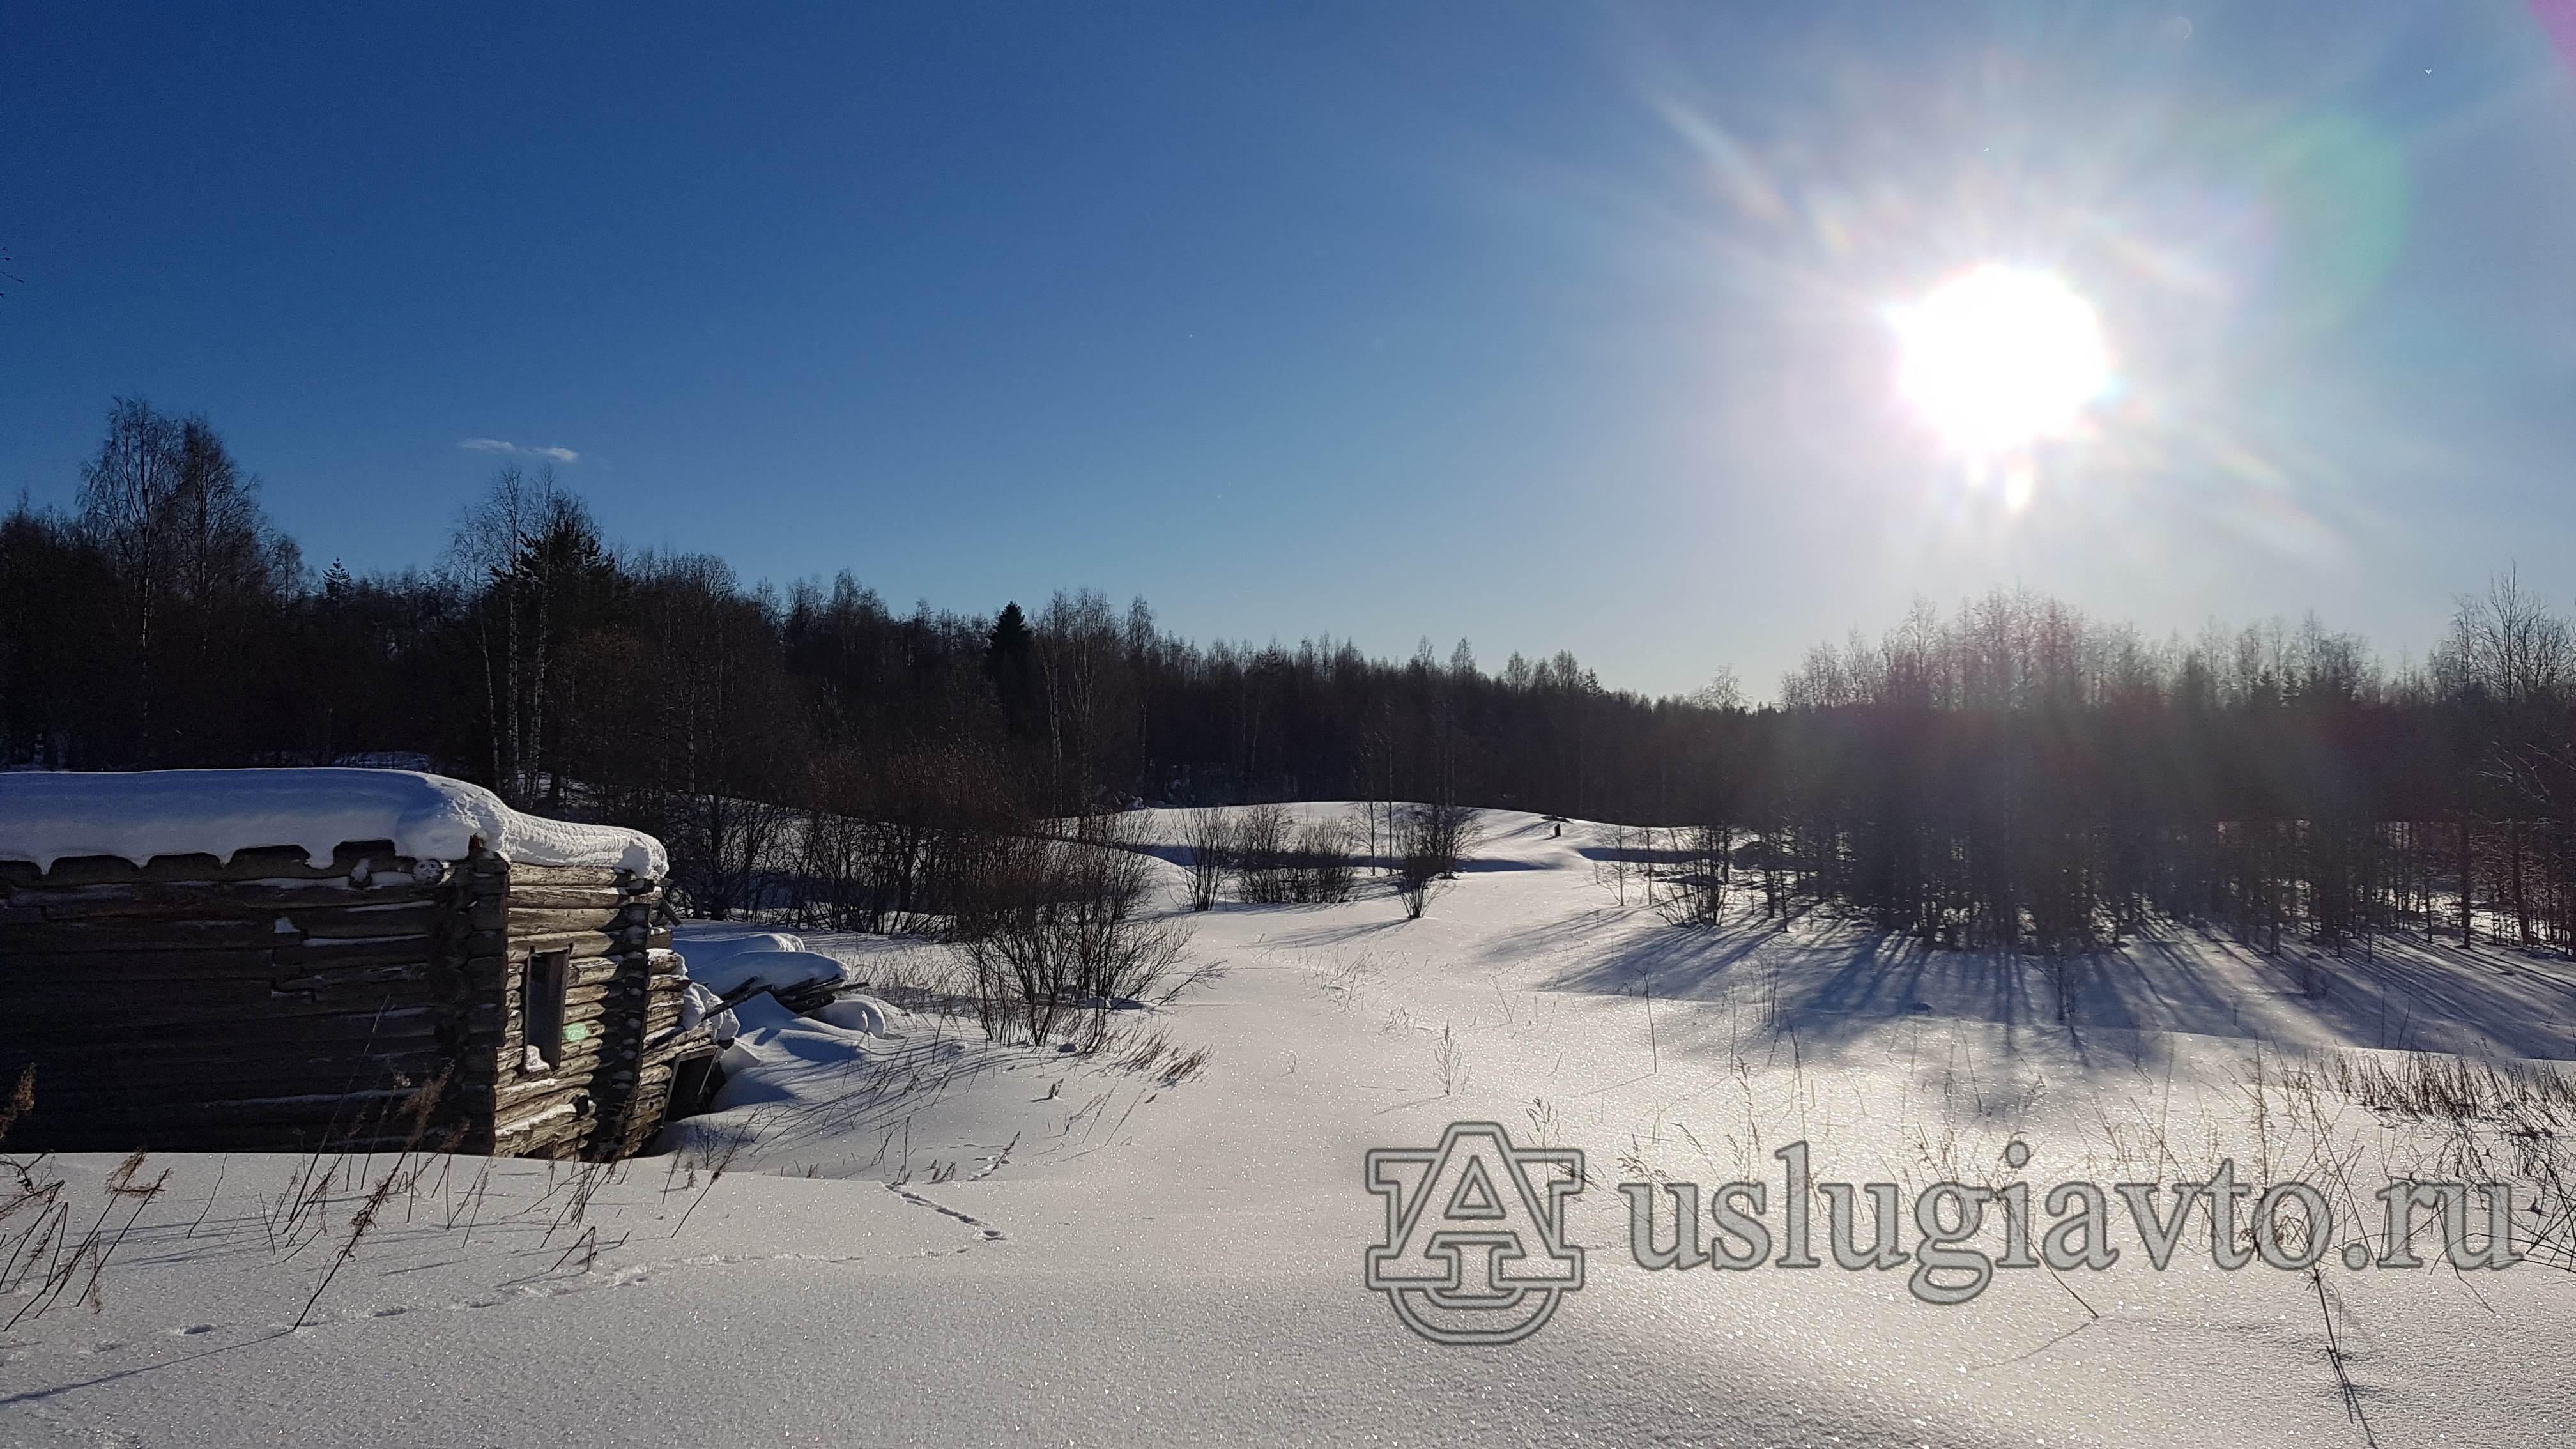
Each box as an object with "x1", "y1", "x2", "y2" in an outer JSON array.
[{"x1": 0, "y1": 768, "x2": 716, "y2": 1160}]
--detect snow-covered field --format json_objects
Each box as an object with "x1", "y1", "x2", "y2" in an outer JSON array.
[{"x1": 7, "y1": 806, "x2": 2574, "y2": 1446}]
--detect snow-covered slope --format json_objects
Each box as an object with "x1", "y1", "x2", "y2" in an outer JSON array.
[
  {"x1": 0, "y1": 768, "x2": 665, "y2": 875},
  {"x1": 7, "y1": 804, "x2": 2573, "y2": 1446}
]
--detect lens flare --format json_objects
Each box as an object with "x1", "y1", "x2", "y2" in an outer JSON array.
[{"x1": 1890, "y1": 265, "x2": 2113, "y2": 456}]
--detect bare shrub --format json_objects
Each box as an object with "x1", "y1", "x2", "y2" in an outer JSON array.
[
  {"x1": 951, "y1": 815, "x2": 1192, "y2": 1044},
  {"x1": 625, "y1": 789, "x2": 792, "y2": 921},
  {"x1": 1232, "y1": 803, "x2": 1297, "y2": 903},
  {"x1": 1657, "y1": 822, "x2": 1734, "y2": 926},
  {"x1": 1395, "y1": 801, "x2": 1478, "y2": 919},
  {"x1": 1593, "y1": 821, "x2": 1640, "y2": 905},
  {"x1": 1232, "y1": 806, "x2": 1360, "y2": 905},
  {"x1": 1292, "y1": 815, "x2": 1360, "y2": 903},
  {"x1": 1182, "y1": 806, "x2": 1233, "y2": 911},
  {"x1": 795, "y1": 800, "x2": 873, "y2": 929},
  {"x1": 787, "y1": 743, "x2": 1025, "y2": 934}
]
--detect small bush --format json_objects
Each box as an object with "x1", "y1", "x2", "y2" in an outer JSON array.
[
  {"x1": 1232, "y1": 804, "x2": 1298, "y2": 903},
  {"x1": 949, "y1": 815, "x2": 1191, "y2": 1045},
  {"x1": 1395, "y1": 801, "x2": 1478, "y2": 919},
  {"x1": 1183, "y1": 806, "x2": 1232, "y2": 912},
  {"x1": 1232, "y1": 807, "x2": 1360, "y2": 905}
]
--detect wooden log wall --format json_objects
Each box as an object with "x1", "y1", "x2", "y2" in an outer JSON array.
[
  {"x1": 0, "y1": 841, "x2": 691, "y2": 1161},
  {"x1": 473, "y1": 860, "x2": 685, "y2": 1161},
  {"x1": 0, "y1": 840, "x2": 476, "y2": 1153}
]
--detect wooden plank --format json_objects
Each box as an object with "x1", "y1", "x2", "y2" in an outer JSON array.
[
  {"x1": 500, "y1": 928, "x2": 623, "y2": 961},
  {"x1": 3, "y1": 960, "x2": 436, "y2": 995},
  {"x1": 494, "y1": 1073, "x2": 600, "y2": 1112},
  {"x1": 17, "y1": 1046, "x2": 453, "y2": 1093},
  {"x1": 0, "y1": 983, "x2": 445, "y2": 1025},
  {"x1": 7, "y1": 842, "x2": 416, "y2": 887},
  {"x1": 0, "y1": 947, "x2": 288, "y2": 981},
  {"x1": 504, "y1": 906, "x2": 630, "y2": 935},
  {"x1": 14, "y1": 879, "x2": 442, "y2": 921},
  {"x1": 275, "y1": 935, "x2": 450, "y2": 970},
  {"x1": 566, "y1": 956, "x2": 631, "y2": 990},
  {"x1": 272, "y1": 961, "x2": 444, "y2": 992},
  {"x1": 507, "y1": 863, "x2": 633, "y2": 888},
  {"x1": 275, "y1": 902, "x2": 450, "y2": 939},
  {"x1": 19, "y1": 1016, "x2": 449, "y2": 1057},
  {"x1": 0, "y1": 917, "x2": 295, "y2": 953},
  {"x1": 494, "y1": 1104, "x2": 595, "y2": 1153},
  {"x1": 478, "y1": 1041, "x2": 609, "y2": 1091},
  {"x1": 501, "y1": 885, "x2": 631, "y2": 910}
]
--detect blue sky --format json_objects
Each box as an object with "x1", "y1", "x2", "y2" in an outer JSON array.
[{"x1": 5, "y1": 3, "x2": 2573, "y2": 696}]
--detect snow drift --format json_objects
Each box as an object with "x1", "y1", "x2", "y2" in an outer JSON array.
[
  {"x1": 0, "y1": 767, "x2": 666, "y2": 876},
  {"x1": 668, "y1": 926, "x2": 852, "y2": 998}
]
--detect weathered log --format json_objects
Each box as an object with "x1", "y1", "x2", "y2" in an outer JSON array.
[
  {"x1": 22, "y1": 1056, "x2": 454, "y2": 1092},
  {"x1": 470, "y1": 1039, "x2": 608, "y2": 1089},
  {"x1": 276, "y1": 935, "x2": 452, "y2": 970},
  {"x1": 468, "y1": 927, "x2": 619, "y2": 961},
  {"x1": 494, "y1": 1073, "x2": 594, "y2": 1110},
  {"x1": 272, "y1": 961, "x2": 444, "y2": 992},
  {"x1": 0, "y1": 917, "x2": 302, "y2": 953},
  {"x1": 505, "y1": 862, "x2": 632, "y2": 888},
  {"x1": 3, "y1": 993, "x2": 446, "y2": 1034},
  {"x1": 494, "y1": 1101, "x2": 595, "y2": 1151},
  {"x1": 503, "y1": 905, "x2": 630, "y2": 936},
  {"x1": 271, "y1": 902, "x2": 451, "y2": 939},
  {"x1": 498, "y1": 885, "x2": 630, "y2": 910},
  {"x1": 11, "y1": 879, "x2": 442, "y2": 921},
  {"x1": 1, "y1": 970, "x2": 413, "y2": 1006},
  {"x1": 12, "y1": 993, "x2": 446, "y2": 1030},
  {"x1": 0, "y1": 947, "x2": 292, "y2": 981},
  {"x1": 4, "y1": 841, "x2": 413, "y2": 888}
]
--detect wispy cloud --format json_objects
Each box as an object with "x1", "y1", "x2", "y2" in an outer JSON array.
[{"x1": 459, "y1": 438, "x2": 579, "y2": 463}]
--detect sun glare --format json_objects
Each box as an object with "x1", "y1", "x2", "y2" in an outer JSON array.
[{"x1": 1891, "y1": 265, "x2": 2112, "y2": 457}]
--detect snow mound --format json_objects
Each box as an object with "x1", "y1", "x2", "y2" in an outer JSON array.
[
  {"x1": 810, "y1": 993, "x2": 909, "y2": 1036},
  {"x1": 679, "y1": 980, "x2": 740, "y2": 1042},
  {"x1": 0, "y1": 767, "x2": 666, "y2": 876},
  {"x1": 671, "y1": 926, "x2": 851, "y2": 997}
]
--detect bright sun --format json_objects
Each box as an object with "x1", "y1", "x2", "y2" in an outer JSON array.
[{"x1": 1891, "y1": 265, "x2": 2112, "y2": 456}]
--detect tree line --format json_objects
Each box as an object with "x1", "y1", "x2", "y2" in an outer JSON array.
[{"x1": 5, "y1": 399, "x2": 2573, "y2": 958}]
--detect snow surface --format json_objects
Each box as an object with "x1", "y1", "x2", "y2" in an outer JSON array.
[
  {"x1": 9, "y1": 804, "x2": 2576, "y2": 1446},
  {"x1": 0, "y1": 768, "x2": 666, "y2": 876}
]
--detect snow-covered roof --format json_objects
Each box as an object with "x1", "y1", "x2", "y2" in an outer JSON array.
[{"x1": 0, "y1": 768, "x2": 667, "y2": 877}]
